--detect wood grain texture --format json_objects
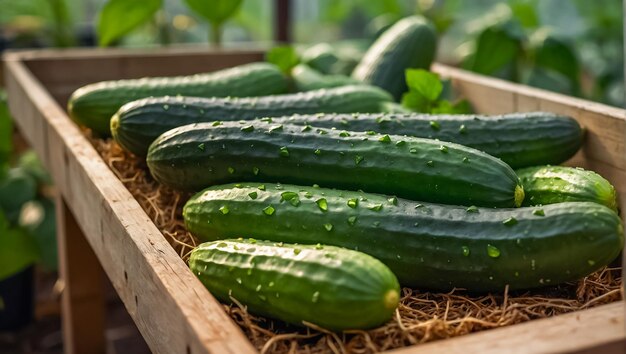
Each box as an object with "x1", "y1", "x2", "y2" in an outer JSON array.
[
  {"x1": 4, "y1": 52, "x2": 257, "y2": 354},
  {"x1": 56, "y1": 195, "x2": 106, "y2": 354},
  {"x1": 390, "y1": 302, "x2": 626, "y2": 354},
  {"x1": 2, "y1": 48, "x2": 624, "y2": 354}
]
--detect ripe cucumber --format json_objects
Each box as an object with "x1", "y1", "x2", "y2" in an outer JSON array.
[
  {"x1": 189, "y1": 239, "x2": 400, "y2": 330},
  {"x1": 184, "y1": 183, "x2": 624, "y2": 291},
  {"x1": 291, "y1": 64, "x2": 361, "y2": 92},
  {"x1": 352, "y1": 16, "x2": 437, "y2": 100},
  {"x1": 266, "y1": 112, "x2": 583, "y2": 169},
  {"x1": 112, "y1": 85, "x2": 393, "y2": 156},
  {"x1": 147, "y1": 121, "x2": 524, "y2": 207},
  {"x1": 68, "y1": 62, "x2": 288, "y2": 135},
  {"x1": 517, "y1": 166, "x2": 618, "y2": 211}
]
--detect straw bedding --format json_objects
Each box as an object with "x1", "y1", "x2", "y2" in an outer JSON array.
[{"x1": 91, "y1": 136, "x2": 623, "y2": 354}]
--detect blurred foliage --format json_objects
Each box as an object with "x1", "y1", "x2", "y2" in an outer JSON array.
[
  {"x1": 0, "y1": 92, "x2": 57, "y2": 281},
  {"x1": 97, "y1": 0, "x2": 162, "y2": 46}
]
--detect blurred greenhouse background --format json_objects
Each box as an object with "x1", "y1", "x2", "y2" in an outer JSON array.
[{"x1": 1, "y1": 0, "x2": 623, "y2": 106}]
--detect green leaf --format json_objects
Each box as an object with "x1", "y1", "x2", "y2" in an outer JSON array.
[
  {"x1": 19, "y1": 198, "x2": 57, "y2": 271},
  {"x1": 405, "y1": 69, "x2": 443, "y2": 102},
  {"x1": 510, "y1": 0, "x2": 538, "y2": 28},
  {"x1": 97, "y1": 0, "x2": 161, "y2": 47},
  {"x1": 465, "y1": 24, "x2": 521, "y2": 75},
  {"x1": 18, "y1": 150, "x2": 52, "y2": 186},
  {"x1": 184, "y1": 0, "x2": 243, "y2": 25},
  {"x1": 431, "y1": 99, "x2": 473, "y2": 114},
  {"x1": 525, "y1": 67, "x2": 574, "y2": 95},
  {"x1": 0, "y1": 168, "x2": 38, "y2": 224},
  {"x1": 265, "y1": 46, "x2": 300, "y2": 74},
  {"x1": 534, "y1": 35, "x2": 579, "y2": 88},
  {"x1": 0, "y1": 90, "x2": 12, "y2": 166},
  {"x1": 0, "y1": 215, "x2": 39, "y2": 281},
  {"x1": 401, "y1": 91, "x2": 430, "y2": 113}
]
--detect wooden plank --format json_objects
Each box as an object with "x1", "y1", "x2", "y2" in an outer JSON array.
[
  {"x1": 56, "y1": 195, "x2": 106, "y2": 354},
  {"x1": 4, "y1": 53, "x2": 257, "y2": 354},
  {"x1": 390, "y1": 302, "x2": 625, "y2": 354}
]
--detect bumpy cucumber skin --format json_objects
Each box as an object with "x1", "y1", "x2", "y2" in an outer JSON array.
[
  {"x1": 189, "y1": 239, "x2": 400, "y2": 331},
  {"x1": 517, "y1": 166, "x2": 618, "y2": 211},
  {"x1": 291, "y1": 64, "x2": 361, "y2": 92},
  {"x1": 147, "y1": 121, "x2": 522, "y2": 207},
  {"x1": 352, "y1": 16, "x2": 437, "y2": 100},
  {"x1": 68, "y1": 62, "x2": 288, "y2": 135},
  {"x1": 112, "y1": 85, "x2": 393, "y2": 156},
  {"x1": 184, "y1": 183, "x2": 624, "y2": 291},
  {"x1": 267, "y1": 112, "x2": 583, "y2": 169}
]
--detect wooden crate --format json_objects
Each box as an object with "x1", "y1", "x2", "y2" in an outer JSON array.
[{"x1": 3, "y1": 47, "x2": 625, "y2": 354}]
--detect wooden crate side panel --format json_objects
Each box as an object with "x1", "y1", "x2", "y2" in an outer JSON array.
[
  {"x1": 390, "y1": 302, "x2": 625, "y2": 354},
  {"x1": 4, "y1": 57, "x2": 256, "y2": 354},
  {"x1": 433, "y1": 64, "x2": 626, "y2": 174}
]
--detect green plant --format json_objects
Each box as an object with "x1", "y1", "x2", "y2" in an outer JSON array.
[
  {"x1": 147, "y1": 120, "x2": 522, "y2": 207},
  {"x1": 96, "y1": 0, "x2": 244, "y2": 46},
  {"x1": 401, "y1": 69, "x2": 471, "y2": 114},
  {"x1": 184, "y1": 183, "x2": 623, "y2": 291}
]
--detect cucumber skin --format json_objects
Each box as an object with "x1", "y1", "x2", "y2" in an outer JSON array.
[
  {"x1": 352, "y1": 16, "x2": 437, "y2": 100},
  {"x1": 267, "y1": 112, "x2": 583, "y2": 169},
  {"x1": 291, "y1": 64, "x2": 361, "y2": 92},
  {"x1": 189, "y1": 239, "x2": 400, "y2": 331},
  {"x1": 184, "y1": 183, "x2": 624, "y2": 291},
  {"x1": 68, "y1": 62, "x2": 288, "y2": 135},
  {"x1": 147, "y1": 121, "x2": 523, "y2": 207},
  {"x1": 517, "y1": 166, "x2": 618, "y2": 211},
  {"x1": 112, "y1": 85, "x2": 393, "y2": 156}
]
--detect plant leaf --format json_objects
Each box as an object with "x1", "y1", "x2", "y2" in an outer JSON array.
[
  {"x1": 0, "y1": 217, "x2": 39, "y2": 281},
  {"x1": 266, "y1": 46, "x2": 300, "y2": 74},
  {"x1": 534, "y1": 35, "x2": 579, "y2": 87},
  {"x1": 184, "y1": 0, "x2": 243, "y2": 25},
  {"x1": 464, "y1": 24, "x2": 521, "y2": 75},
  {"x1": 97, "y1": 0, "x2": 161, "y2": 47},
  {"x1": 401, "y1": 91, "x2": 430, "y2": 112},
  {"x1": 0, "y1": 90, "x2": 12, "y2": 167},
  {"x1": 405, "y1": 69, "x2": 442, "y2": 102}
]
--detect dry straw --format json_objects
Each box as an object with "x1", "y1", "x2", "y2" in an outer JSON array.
[{"x1": 92, "y1": 137, "x2": 623, "y2": 354}]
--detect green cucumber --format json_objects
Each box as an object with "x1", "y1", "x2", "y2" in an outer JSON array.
[
  {"x1": 517, "y1": 166, "x2": 618, "y2": 211},
  {"x1": 189, "y1": 239, "x2": 400, "y2": 330},
  {"x1": 352, "y1": 16, "x2": 437, "y2": 100},
  {"x1": 147, "y1": 121, "x2": 523, "y2": 207},
  {"x1": 291, "y1": 64, "x2": 361, "y2": 92},
  {"x1": 68, "y1": 62, "x2": 288, "y2": 135},
  {"x1": 184, "y1": 183, "x2": 624, "y2": 291},
  {"x1": 266, "y1": 112, "x2": 583, "y2": 169},
  {"x1": 300, "y1": 43, "x2": 340, "y2": 75},
  {"x1": 112, "y1": 85, "x2": 393, "y2": 156}
]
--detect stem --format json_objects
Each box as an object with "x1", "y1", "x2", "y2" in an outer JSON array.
[{"x1": 210, "y1": 21, "x2": 222, "y2": 47}]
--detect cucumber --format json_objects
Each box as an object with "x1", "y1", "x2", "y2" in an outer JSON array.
[
  {"x1": 517, "y1": 166, "x2": 618, "y2": 211},
  {"x1": 184, "y1": 183, "x2": 624, "y2": 291},
  {"x1": 112, "y1": 85, "x2": 393, "y2": 156},
  {"x1": 300, "y1": 43, "x2": 340, "y2": 75},
  {"x1": 68, "y1": 62, "x2": 288, "y2": 135},
  {"x1": 147, "y1": 121, "x2": 523, "y2": 207},
  {"x1": 291, "y1": 64, "x2": 361, "y2": 92},
  {"x1": 266, "y1": 112, "x2": 583, "y2": 169},
  {"x1": 352, "y1": 16, "x2": 437, "y2": 100},
  {"x1": 189, "y1": 239, "x2": 400, "y2": 330}
]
